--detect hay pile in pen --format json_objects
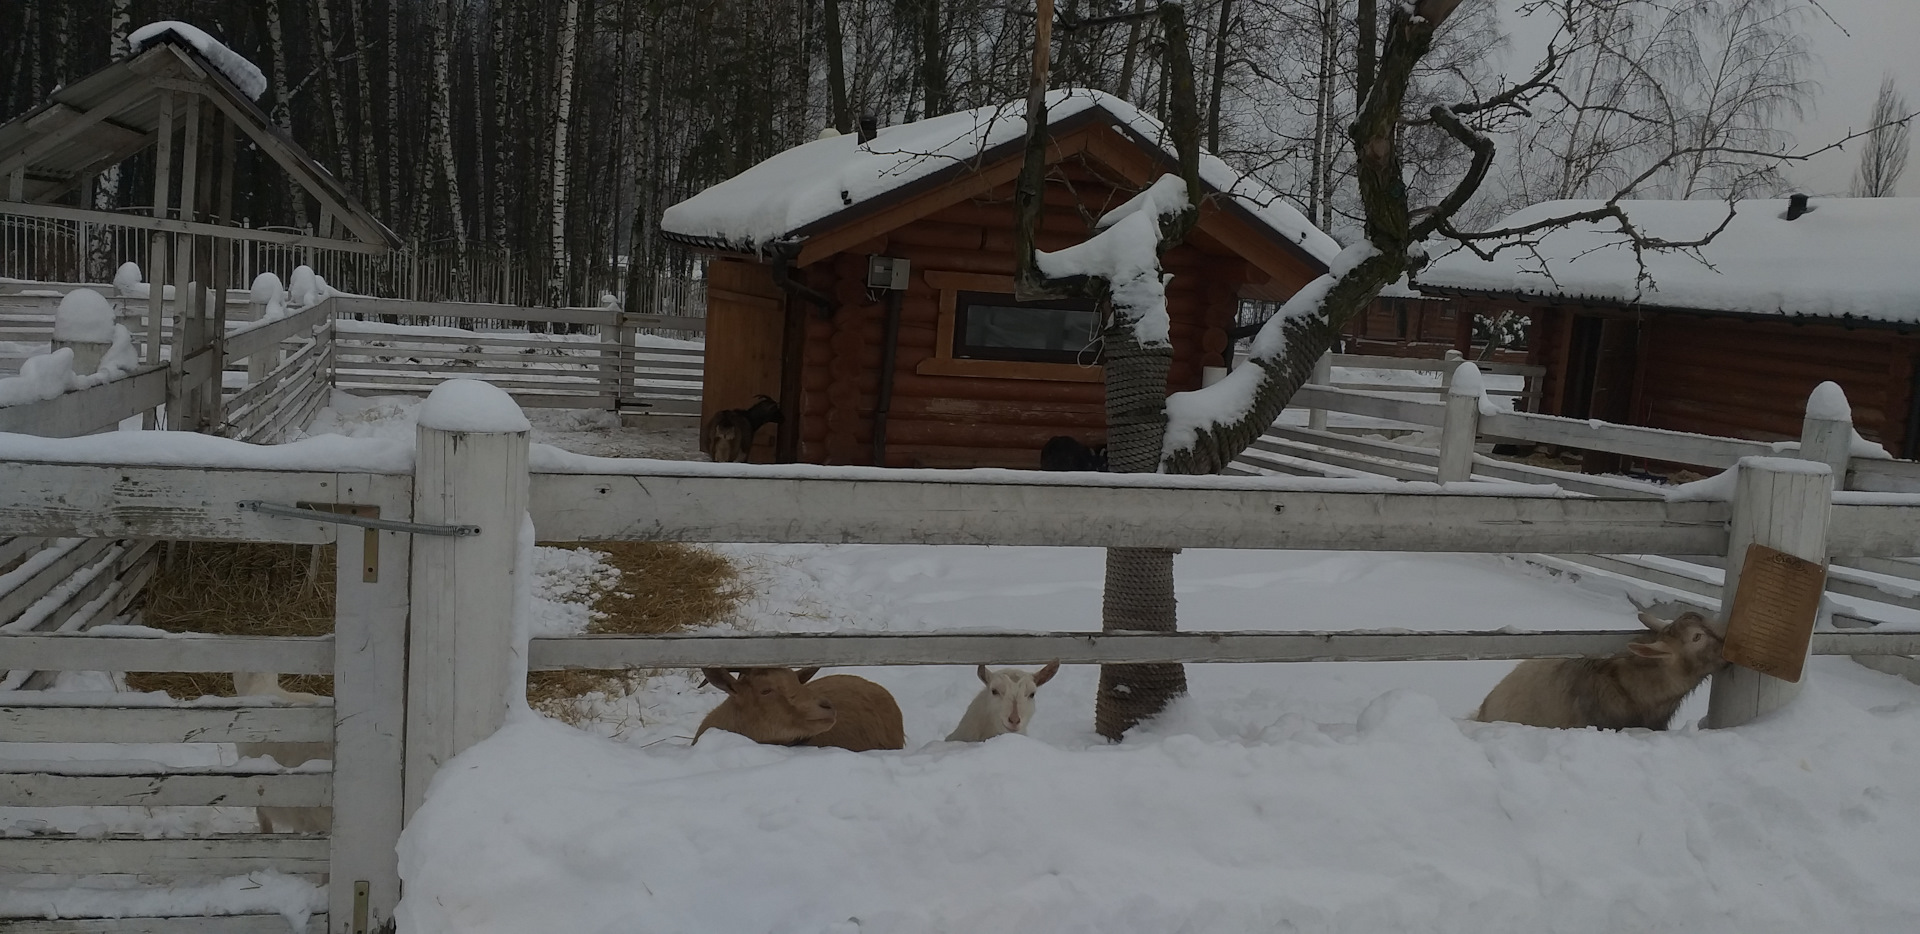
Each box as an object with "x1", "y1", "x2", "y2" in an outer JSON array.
[
  {"x1": 526, "y1": 542, "x2": 750, "y2": 725},
  {"x1": 126, "y1": 542, "x2": 337, "y2": 698},
  {"x1": 128, "y1": 540, "x2": 748, "y2": 717}
]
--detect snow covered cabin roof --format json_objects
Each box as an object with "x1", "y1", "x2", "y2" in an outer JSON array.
[
  {"x1": 1415, "y1": 198, "x2": 1920, "y2": 326},
  {"x1": 0, "y1": 25, "x2": 399, "y2": 252},
  {"x1": 661, "y1": 89, "x2": 1340, "y2": 281}
]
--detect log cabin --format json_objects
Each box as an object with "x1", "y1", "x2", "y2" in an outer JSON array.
[
  {"x1": 1416, "y1": 196, "x2": 1920, "y2": 459},
  {"x1": 660, "y1": 89, "x2": 1337, "y2": 468}
]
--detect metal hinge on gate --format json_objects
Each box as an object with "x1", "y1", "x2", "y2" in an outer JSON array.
[{"x1": 238, "y1": 500, "x2": 482, "y2": 537}]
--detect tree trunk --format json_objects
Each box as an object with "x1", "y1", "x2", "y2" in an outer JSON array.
[
  {"x1": 89, "y1": 0, "x2": 131, "y2": 282},
  {"x1": 546, "y1": 0, "x2": 582, "y2": 308},
  {"x1": 386, "y1": 0, "x2": 402, "y2": 229},
  {"x1": 315, "y1": 0, "x2": 356, "y2": 190},
  {"x1": 824, "y1": 0, "x2": 851, "y2": 134},
  {"x1": 920, "y1": 0, "x2": 945, "y2": 117},
  {"x1": 266, "y1": 0, "x2": 308, "y2": 228},
  {"x1": 1206, "y1": 0, "x2": 1232, "y2": 153},
  {"x1": 1117, "y1": 0, "x2": 1149, "y2": 101},
  {"x1": 349, "y1": 0, "x2": 377, "y2": 205},
  {"x1": 428, "y1": 0, "x2": 467, "y2": 248}
]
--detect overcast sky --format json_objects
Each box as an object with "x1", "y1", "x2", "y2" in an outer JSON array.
[{"x1": 1496, "y1": 0, "x2": 1920, "y2": 198}]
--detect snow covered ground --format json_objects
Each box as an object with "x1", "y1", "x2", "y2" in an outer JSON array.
[
  {"x1": 10, "y1": 392, "x2": 1920, "y2": 933},
  {"x1": 399, "y1": 540, "x2": 1920, "y2": 934}
]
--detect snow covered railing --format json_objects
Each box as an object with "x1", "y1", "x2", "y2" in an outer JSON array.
[
  {"x1": 327, "y1": 295, "x2": 704, "y2": 414},
  {"x1": 528, "y1": 629, "x2": 1920, "y2": 670}
]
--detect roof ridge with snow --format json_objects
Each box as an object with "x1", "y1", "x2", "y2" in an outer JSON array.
[
  {"x1": 1417, "y1": 196, "x2": 1920, "y2": 326},
  {"x1": 660, "y1": 88, "x2": 1340, "y2": 270}
]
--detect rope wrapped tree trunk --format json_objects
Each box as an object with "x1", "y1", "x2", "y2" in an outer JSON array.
[{"x1": 1095, "y1": 324, "x2": 1185, "y2": 740}]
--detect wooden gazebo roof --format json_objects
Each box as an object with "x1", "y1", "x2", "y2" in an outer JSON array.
[{"x1": 0, "y1": 27, "x2": 399, "y2": 254}]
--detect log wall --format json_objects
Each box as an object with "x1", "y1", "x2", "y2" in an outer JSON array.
[{"x1": 794, "y1": 163, "x2": 1254, "y2": 469}]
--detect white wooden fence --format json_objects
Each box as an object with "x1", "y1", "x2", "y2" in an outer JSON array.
[{"x1": 4, "y1": 382, "x2": 1920, "y2": 930}]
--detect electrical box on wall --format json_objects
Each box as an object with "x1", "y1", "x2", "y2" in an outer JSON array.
[{"x1": 866, "y1": 255, "x2": 911, "y2": 291}]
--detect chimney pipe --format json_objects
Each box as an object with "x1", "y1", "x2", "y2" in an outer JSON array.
[
  {"x1": 1786, "y1": 193, "x2": 1810, "y2": 221},
  {"x1": 857, "y1": 113, "x2": 879, "y2": 144}
]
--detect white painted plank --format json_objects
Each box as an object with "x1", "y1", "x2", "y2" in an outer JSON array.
[
  {"x1": 528, "y1": 472, "x2": 1733, "y2": 554},
  {"x1": 329, "y1": 519, "x2": 409, "y2": 933},
  {"x1": 1848, "y1": 458, "x2": 1920, "y2": 494},
  {"x1": 0, "y1": 539, "x2": 113, "y2": 624},
  {"x1": 0, "y1": 635, "x2": 332, "y2": 674},
  {"x1": 0, "y1": 773, "x2": 330, "y2": 807},
  {"x1": 0, "y1": 365, "x2": 168, "y2": 438},
  {"x1": 222, "y1": 301, "x2": 332, "y2": 360},
  {"x1": 1291, "y1": 384, "x2": 1447, "y2": 428},
  {"x1": 0, "y1": 705, "x2": 333, "y2": 743},
  {"x1": 0, "y1": 834, "x2": 329, "y2": 875},
  {"x1": 1479, "y1": 410, "x2": 1775, "y2": 469},
  {"x1": 333, "y1": 296, "x2": 618, "y2": 327},
  {"x1": 0, "y1": 914, "x2": 326, "y2": 934},
  {"x1": 528, "y1": 629, "x2": 1920, "y2": 669},
  {"x1": 0, "y1": 467, "x2": 409, "y2": 542},
  {"x1": 1826, "y1": 503, "x2": 1920, "y2": 557}
]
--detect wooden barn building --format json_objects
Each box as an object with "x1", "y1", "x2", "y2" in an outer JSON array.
[
  {"x1": 661, "y1": 89, "x2": 1337, "y2": 468},
  {"x1": 1416, "y1": 196, "x2": 1920, "y2": 459}
]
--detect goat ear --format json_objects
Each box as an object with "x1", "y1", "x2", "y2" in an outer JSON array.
[
  {"x1": 976, "y1": 664, "x2": 991, "y2": 684},
  {"x1": 794, "y1": 667, "x2": 820, "y2": 683},
  {"x1": 703, "y1": 668, "x2": 739, "y2": 694},
  {"x1": 1637, "y1": 611, "x2": 1669, "y2": 632},
  {"x1": 1628, "y1": 641, "x2": 1670, "y2": 658},
  {"x1": 1033, "y1": 661, "x2": 1060, "y2": 685}
]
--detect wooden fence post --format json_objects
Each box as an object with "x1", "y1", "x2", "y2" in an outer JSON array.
[
  {"x1": 404, "y1": 380, "x2": 530, "y2": 820},
  {"x1": 1798, "y1": 381, "x2": 1853, "y2": 489},
  {"x1": 1306, "y1": 352, "x2": 1332, "y2": 432},
  {"x1": 329, "y1": 516, "x2": 409, "y2": 934},
  {"x1": 1437, "y1": 361, "x2": 1482, "y2": 483},
  {"x1": 1705, "y1": 457, "x2": 1832, "y2": 728}
]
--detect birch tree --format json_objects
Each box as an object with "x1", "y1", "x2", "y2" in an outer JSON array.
[
  {"x1": 1851, "y1": 73, "x2": 1911, "y2": 198},
  {"x1": 87, "y1": 0, "x2": 132, "y2": 282},
  {"x1": 547, "y1": 0, "x2": 584, "y2": 308}
]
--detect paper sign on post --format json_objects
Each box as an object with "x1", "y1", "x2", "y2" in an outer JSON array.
[{"x1": 1721, "y1": 543, "x2": 1827, "y2": 683}]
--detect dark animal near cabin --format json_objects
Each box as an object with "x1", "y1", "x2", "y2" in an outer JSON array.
[
  {"x1": 1474, "y1": 610, "x2": 1726, "y2": 731},
  {"x1": 695, "y1": 667, "x2": 906, "y2": 751},
  {"x1": 703, "y1": 395, "x2": 783, "y2": 463},
  {"x1": 1040, "y1": 435, "x2": 1108, "y2": 471}
]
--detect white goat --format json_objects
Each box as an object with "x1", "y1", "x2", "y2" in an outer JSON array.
[{"x1": 946, "y1": 662, "x2": 1059, "y2": 741}]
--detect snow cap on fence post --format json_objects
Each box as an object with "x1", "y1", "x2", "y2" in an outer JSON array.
[
  {"x1": 1798, "y1": 381, "x2": 1852, "y2": 489},
  {"x1": 405, "y1": 379, "x2": 531, "y2": 821},
  {"x1": 1437, "y1": 361, "x2": 1484, "y2": 483},
  {"x1": 53, "y1": 288, "x2": 117, "y2": 376},
  {"x1": 1705, "y1": 455, "x2": 1832, "y2": 729}
]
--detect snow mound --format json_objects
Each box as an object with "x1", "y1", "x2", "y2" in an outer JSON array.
[
  {"x1": 251, "y1": 272, "x2": 289, "y2": 319},
  {"x1": 111, "y1": 262, "x2": 143, "y2": 294},
  {"x1": 418, "y1": 379, "x2": 532, "y2": 434},
  {"x1": 395, "y1": 685, "x2": 1920, "y2": 933},
  {"x1": 53, "y1": 289, "x2": 116, "y2": 343},
  {"x1": 0, "y1": 348, "x2": 78, "y2": 406},
  {"x1": 128, "y1": 21, "x2": 267, "y2": 100}
]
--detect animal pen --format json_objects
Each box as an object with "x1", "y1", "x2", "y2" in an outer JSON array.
[{"x1": 6, "y1": 330, "x2": 1920, "y2": 932}]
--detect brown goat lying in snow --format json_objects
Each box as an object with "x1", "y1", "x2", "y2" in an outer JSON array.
[
  {"x1": 1474, "y1": 610, "x2": 1726, "y2": 731},
  {"x1": 695, "y1": 667, "x2": 905, "y2": 751}
]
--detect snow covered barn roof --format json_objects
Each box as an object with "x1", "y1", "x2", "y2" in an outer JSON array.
[
  {"x1": 1416, "y1": 197, "x2": 1920, "y2": 326},
  {"x1": 661, "y1": 89, "x2": 1339, "y2": 283},
  {"x1": 0, "y1": 24, "x2": 399, "y2": 253}
]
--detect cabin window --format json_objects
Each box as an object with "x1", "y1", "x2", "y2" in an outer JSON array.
[
  {"x1": 953, "y1": 291, "x2": 1102, "y2": 365},
  {"x1": 918, "y1": 271, "x2": 1104, "y2": 383}
]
